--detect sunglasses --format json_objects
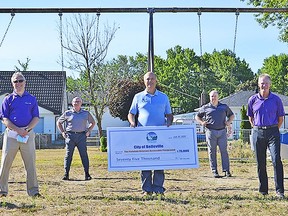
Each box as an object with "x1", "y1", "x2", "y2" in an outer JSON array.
[{"x1": 13, "y1": 80, "x2": 25, "y2": 83}]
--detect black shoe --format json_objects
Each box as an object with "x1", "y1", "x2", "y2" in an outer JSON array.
[
  {"x1": 224, "y1": 171, "x2": 232, "y2": 177},
  {"x1": 260, "y1": 191, "x2": 268, "y2": 196},
  {"x1": 155, "y1": 192, "x2": 165, "y2": 198},
  {"x1": 85, "y1": 174, "x2": 92, "y2": 181},
  {"x1": 142, "y1": 191, "x2": 153, "y2": 197},
  {"x1": 213, "y1": 171, "x2": 220, "y2": 178},
  {"x1": 0, "y1": 193, "x2": 7, "y2": 197},
  {"x1": 276, "y1": 192, "x2": 285, "y2": 199},
  {"x1": 32, "y1": 193, "x2": 42, "y2": 198},
  {"x1": 62, "y1": 174, "x2": 69, "y2": 180}
]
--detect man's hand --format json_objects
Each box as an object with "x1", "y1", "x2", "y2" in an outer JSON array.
[
  {"x1": 16, "y1": 128, "x2": 29, "y2": 137},
  {"x1": 130, "y1": 122, "x2": 136, "y2": 128},
  {"x1": 61, "y1": 132, "x2": 67, "y2": 138},
  {"x1": 201, "y1": 121, "x2": 208, "y2": 127}
]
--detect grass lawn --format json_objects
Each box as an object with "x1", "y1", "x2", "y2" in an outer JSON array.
[{"x1": 0, "y1": 145, "x2": 288, "y2": 216}]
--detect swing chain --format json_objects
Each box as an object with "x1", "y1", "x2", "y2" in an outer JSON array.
[
  {"x1": 95, "y1": 12, "x2": 101, "y2": 54},
  {"x1": 58, "y1": 11, "x2": 64, "y2": 72},
  {"x1": 233, "y1": 9, "x2": 239, "y2": 53},
  {"x1": 197, "y1": 9, "x2": 203, "y2": 57},
  {"x1": 0, "y1": 11, "x2": 15, "y2": 48},
  {"x1": 229, "y1": 9, "x2": 240, "y2": 102},
  {"x1": 198, "y1": 9, "x2": 205, "y2": 105}
]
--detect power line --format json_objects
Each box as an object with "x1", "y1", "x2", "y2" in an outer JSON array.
[{"x1": 159, "y1": 83, "x2": 200, "y2": 100}]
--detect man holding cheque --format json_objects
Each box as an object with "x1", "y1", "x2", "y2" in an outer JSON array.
[{"x1": 128, "y1": 71, "x2": 173, "y2": 196}]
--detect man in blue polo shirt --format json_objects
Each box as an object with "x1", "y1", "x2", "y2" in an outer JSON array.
[
  {"x1": 0, "y1": 72, "x2": 40, "y2": 197},
  {"x1": 128, "y1": 72, "x2": 173, "y2": 196},
  {"x1": 247, "y1": 74, "x2": 285, "y2": 199},
  {"x1": 196, "y1": 90, "x2": 234, "y2": 178}
]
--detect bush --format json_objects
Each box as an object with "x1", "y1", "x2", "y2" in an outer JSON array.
[{"x1": 100, "y1": 136, "x2": 107, "y2": 152}]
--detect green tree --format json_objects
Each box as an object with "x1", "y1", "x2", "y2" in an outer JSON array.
[
  {"x1": 157, "y1": 45, "x2": 202, "y2": 113},
  {"x1": 243, "y1": 0, "x2": 288, "y2": 42},
  {"x1": 259, "y1": 54, "x2": 288, "y2": 95},
  {"x1": 236, "y1": 75, "x2": 258, "y2": 92},
  {"x1": 109, "y1": 53, "x2": 148, "y2": 80},
  {"x1": 203, "y1": 49, "x2": 254, "y2": 98}
]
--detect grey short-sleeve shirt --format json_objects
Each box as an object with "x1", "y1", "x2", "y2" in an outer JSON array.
[
  {"x1": 57, "y1": 108, "x2": 94, "y2": 132},
  {"x1": 197, "y1": 102, "x2": 234, "y2": 130}
]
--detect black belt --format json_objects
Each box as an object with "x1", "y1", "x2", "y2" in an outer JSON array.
[
  {"x1": 67, "y1": 131, "x2": 86, "y2": 134},
  {"x1": 254, "y1": 125, "x2": 278, "y2": 130},
  {"x1": 207, "y1": 128, "x2": 225, "y2": 131}
]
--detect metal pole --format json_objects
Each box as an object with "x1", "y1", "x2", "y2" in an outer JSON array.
[
  {"x1": 0, "y1": 7, "x2": 287, "y2": 14},
  {"x1": 148, "y1": 8, "x2": 154, "y2": 73}
]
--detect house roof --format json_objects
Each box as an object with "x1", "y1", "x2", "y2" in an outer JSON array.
[
  {"x1": 0, "y1": 71, "x2": 66, "y2": 115},
  {"x1": 219, "y1": 90, "x2": 288, "y2": 107}
]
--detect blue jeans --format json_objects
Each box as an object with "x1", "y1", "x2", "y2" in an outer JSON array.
[
  {"x1": 141, "y1": 170, "x2": 165, "y2": 193},
  {"x1": 254, "y1": 127, "x2": 284, "y2": 194},
  {"x1": 64, "y1": 133, "x2": 89, "y2": 175}
]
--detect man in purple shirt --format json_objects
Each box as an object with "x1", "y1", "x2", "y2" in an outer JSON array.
[
  {"x1": 0, "y1": 72, "x2": 40, "y2": 197},
  {"x1": 247, "y1": 74, "x2": 285, "y2": 199}
]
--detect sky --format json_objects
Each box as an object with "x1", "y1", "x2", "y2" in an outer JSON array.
[{"x1": 0, "y1": 0, "x2": 287, "y2": 78}]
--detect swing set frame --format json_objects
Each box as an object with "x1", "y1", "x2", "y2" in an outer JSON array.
[
  {"x1": 0, "y1": 7, "x2": 287, "y2": 70},
  {"x1": 0, "y1": 7, "x2": 286, "y2": 101}
]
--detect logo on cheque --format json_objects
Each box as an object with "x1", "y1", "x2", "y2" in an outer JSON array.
[{"x1": 146, "y1": 132, "x2": 157, "y2": 143}]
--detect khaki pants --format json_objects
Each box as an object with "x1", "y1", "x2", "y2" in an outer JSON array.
[{"x1": 0, "y1": 129, "x2": 39, "y2": 196}]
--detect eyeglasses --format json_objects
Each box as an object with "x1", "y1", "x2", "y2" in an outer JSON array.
[{"x1": 13, "y1": 80, "x2": 25, "y2": 83}]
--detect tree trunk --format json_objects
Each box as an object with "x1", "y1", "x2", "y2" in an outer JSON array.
[{"x1": 96, "y1": 117, "x2": 103, "y2": 138}]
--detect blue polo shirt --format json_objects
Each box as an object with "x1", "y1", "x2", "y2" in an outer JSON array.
[
  {"x1": 129, "y1": 89, "x2": 172, "y2": 126},
  {"x1": 0, "y1": 91, "x2": 40, "y2": 127},
  {"x1": 247, "y1": 92, "x2": 285, "y2": 126}
]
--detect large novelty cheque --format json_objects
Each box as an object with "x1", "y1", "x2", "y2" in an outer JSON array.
[{"x1": 107, "y1": 125, "x2": 199, "y2": 171}]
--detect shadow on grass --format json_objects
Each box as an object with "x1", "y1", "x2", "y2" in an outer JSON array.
[
  {"x1": 51, "y1": 177, "x2": 138, "y2": 182},
  {"x1": 0, "y1": 202, "x2": 37, "y2": 210},
  {"x1": 69, "y1": 192, "x2": 288, "y2": 205},
  {"x1": 73, "y1": 194, "x2": 191, "y2": 204},
  {"x1": 0, "y1": 202, "x2": 19, "y2": 209}
]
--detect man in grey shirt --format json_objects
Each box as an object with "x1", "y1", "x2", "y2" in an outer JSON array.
[
  {"x1": 196, "y1": 90, "x2": 234, "y2": 178},
  {"x1": 57, "y1": 97, "x2": 95, "y2": 181}
]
